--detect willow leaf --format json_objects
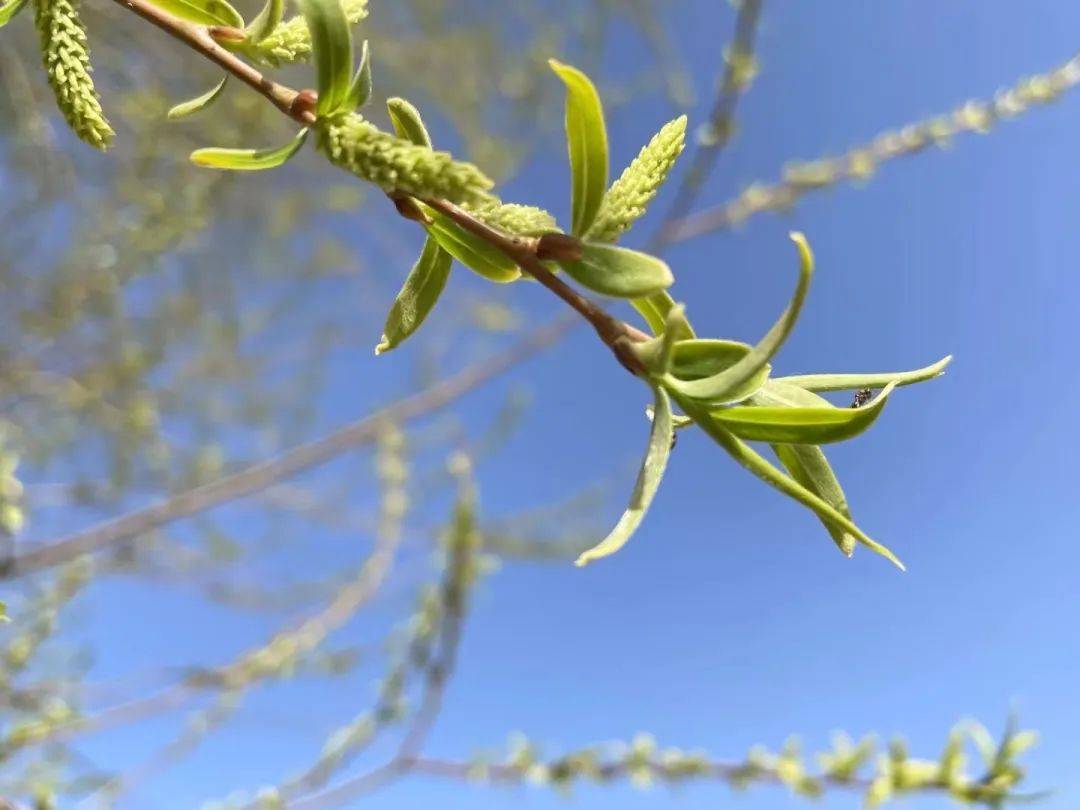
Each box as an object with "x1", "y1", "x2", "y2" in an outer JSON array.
[
  {"x1": 679, "y1": 394, "x2": 904, "y2": 570},
  {"x1": 712, "y1": 383, "x2": 895, "y2": 444},
  {"x1": 0, "y1": 0, "x2": 28, "y2": 26},
  {"x1": 245, "y1": 0, "x2": 283, "y2": 42},
  {"x1": 549, "y1": 59, "x2": 608, "y2": 236},
  {"x1": 376, "y1": 236, "x2": 453, "y2": 355},
  {"x1": 300, "y1": 0, "x2": 352, "y2": 116},
  {"x1": 576, "y1": 385, "x2": 673, "y2": 567},
  {"x1": 167, "y1": 76, "x2": 228, "y2": 120},
  {"x1": 190, "y1": 128, "x2": 308, "y2": 170},
  {"x1": 558, "y1": 242, "x2": 672, "y2": 298},
  {"x1": 776, "y1": 355, "x2": 953, "y2": 392},
  {"x1": 386, "y1": 97, "x2": 431, "y2": 148},
  {"x1": 422, "y1": 207, "x2": 520, "y2": 283},
  {"x1": 343, "y1": 39, "x2": 372, "y2": 110},
  {"x1": 664, "y1": 232, "x2": 813, "y2": 404},
  {"x1": 149, "y1": 0, "x2": 242, "y2": 27},
  {"x1": 632, "y1": 291, "x2": 695, "y2": 337},
  {"x1": 773, "y1": 444, "x2": 856, "y2": 557}
]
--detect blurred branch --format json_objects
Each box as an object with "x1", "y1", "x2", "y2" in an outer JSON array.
[
  {"x1": 2, "y1": 314, "x2": 575, "y2": 580},
  {"x1": 648, "y1": 0, "x2": 763, "y2": 251},
  {"x1": 660, "y1": 51, "x2": 1080, "y2": 243}
]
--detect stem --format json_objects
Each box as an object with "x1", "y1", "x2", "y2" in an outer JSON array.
[
  {"x1": 105, "y1": 0, "x2": 649, "y2": 375},
  {"x1": 108, "y1": 0, "x2": 315, "y2": 125}
]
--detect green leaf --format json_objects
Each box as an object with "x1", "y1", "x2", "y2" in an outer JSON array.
[
  {"x1": 386, "y1": 97, "x2": 431, "y2": 148},
  {"x1": 752, "y1": 379, "x2": 833, "y2": 408},
  {"x1": 190, "y1": 128, "x2": 309, "y2": 171},
  {"x1": 300, "y1": 0, "x2": 353, "y2": 116},
  {"x1": 343, "y1": 39, "x2": 372, "y2": 111},
  {"x1": 576, "y1": 385, "x2": 673, "y2": 567},
  {"x1": 630, "y1": 303, "x2": 690, "y2": 375},
  {"x1": 167, "y1": 77, "x2": 228, "y2": 120},
  {"x1": 632, "y1": 291, "x2": 695, "y2": 337},
  {"x1": 375, "y1": 236, "x2": 453, "y2": 355},
  {"x1": 421, "y1": 206, "x2": 521, "y2": 283},
  {"x1": 549, "y1": 59, "x2": 608, "y2": 236},
  {"x1": 245, "y1": 0, "x2": 283, "y2": 42},
  {"x1": 148, "y1": 0, "x2": 243, "y2": 27},
  {"x1": 773, "y1": 444, "x2": 856, "y2": 556},
  {"x1": 0, "y1": 600, "x2": 7, "y2": 622},
  {"x1": 775, "y1": 355, "x2": 953, "y2": 392},
  {"x1": 0, "y1": 0, "x2": 28, "y2": 27},
  {"x1": 664, "y1": 232, "x2": 813, "y2": 404},
  {"x1": 711, "y1": 383, "x2": 895, "y2": 444},
  {"x1": 678, "y1": 393, "x2": 904, "y2": 570},
  {"x1": 662, "y1": 337, "x2": 772, "y2": 405},
  {"x1": 558, "y1": 242, "x2": 673, "y2": 298}
]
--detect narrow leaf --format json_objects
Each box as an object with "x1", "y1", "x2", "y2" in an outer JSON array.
[
  {"x1": 376, "y1": 236, "x2": 453, "y2": 355},
  {"x1": 0, "y1": 0, "x2": 28, "y2": 27},
  {"x1": 549, "y1": 59, "x2": 608, "y2": 236},
  {"x1": 558, "y1": 242, "x2": 672, "y2": 298},
  {"x1": 711, "y1": 383, "x2": 896, "y2": 444},
  {"x1": 245, "y1": 0, "x2": 283, "y2": 43},
  {"x1": 386, "y1": 97, "x2": 431, "y2": 147},
  {"x1": 344, "y1": 39, "x2": 372, "y2": 111},
  {"x1": 753, "y1": 379, "x2": 833, "y2": 408},
  {"x1": 776, "y1": 355, "x2": 953, "y2": 392},
  {"x1": 576, "y1": 385, "x2": 673, "y2": 567},
  {"x1": 300, "y1": 0, "x2": 353, "y2": 116},
  {"x1": 678, "y1": 393, "x2": 904, "y2": 569},
  {"x1": 664, "y1": 232, "x2": 813, "y2": 404},
  {"x1": 632, "y1": 291, "x2": 695, "y2": 337},
  {"x1": 190, "y1": 128, "x2": 308, "y2": 171},
  {"x1": 773, "y1": 444, "x2": 856, "y2": 556},
  {"x1": 148, "y1": 0, "x2": 243, "y2": 27},
  {"x1": 167, "y1": 76, "x2": 228, "y2": 120},
  {"x1": 421, "y1": 206, "x2": 521, "y2": 283}
]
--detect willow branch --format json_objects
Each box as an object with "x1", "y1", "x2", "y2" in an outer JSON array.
[
  {"x1": 1, "y1": 314, "x2": 574, "y2": 579},
  {"x1": 647, "y1": 0, "x2": 763, "y2": 251},
  {"x1": 660, "y1": 51, "x2": 1080, "y2": 243}
]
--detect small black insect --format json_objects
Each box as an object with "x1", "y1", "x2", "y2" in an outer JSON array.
[{"x1": 850, "y1": 388, "x2": 873, "y2": 408}]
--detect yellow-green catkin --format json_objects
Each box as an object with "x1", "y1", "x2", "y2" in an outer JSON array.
[
  {"x1": 586, "y1": 115, "x2": 687, "y2": 243},
  {"x1": 317, "y1": 113, "x2": 494, "y2": 205},
  {"x1": 471, "y1": 201, "x2": 559, "y2": 236},
  {"x1": 33, "y1": 0, "x2": 113, "y2": 150},
  {"x1": 252, "y1": 0, "x2": 368, "y2": 66}
]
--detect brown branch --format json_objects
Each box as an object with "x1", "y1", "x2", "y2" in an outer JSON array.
[
  {"x1": 647, "y1": 0, "x2": 764, "y2": 252},
  {"x1": 1, "y1": 315, "x2": 575, "y2": 579},
  {"x1": 109, "y1": 0, "x2": 314, "y2": 125},
  {"x1": 420, "y1": 197, "x2": 650, "y2": 373}
]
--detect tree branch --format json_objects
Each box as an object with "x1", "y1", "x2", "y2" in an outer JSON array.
[
  {"x1": 647, "y1": 0, "x2": 764, "y2": 252},
  {"x1": 1, "y1": 315, "x2": 575, "y2": 579}
]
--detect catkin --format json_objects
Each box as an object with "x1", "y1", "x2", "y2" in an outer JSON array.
[
  {"x1": 317, "y1": 113, "x2": 494, "y2": 206},
  {"x1": 586, "y1": 115, "x2": 687, "y2": 243},
  {"x1": 252, "y1": 0, "x2": 368, "y2": 66},
  {"x1": 33, "y1": 0, "x2": 113, "y2": 150},
  {"x1": 471, "y1": 201, "x2": 559, "y2": 236}
]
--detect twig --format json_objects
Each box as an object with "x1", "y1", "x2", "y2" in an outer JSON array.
[
  {"x1": 647, "y1": 0, "x2": 764, "y2": 252},
  {"x1": 660, "y1": 50, "x2": 1080, "y2": 243},
  {"x1": 1, "y1": 314, "x2": 573, "y2": 579}
]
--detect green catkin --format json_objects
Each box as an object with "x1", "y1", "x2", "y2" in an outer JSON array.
[
  {"x1": 586, "y1": 115, "x2": 687, "y2": 243},
  {"x1": 317, "y1": 113, "x2": 494, "y2": 205},
  {"x1": 252, "y1": 0, "x2": 368, "y2": 66},
  {"x1": 33, "y1": 0, "x2": 113, "y2": 150},
  {"x1": 471, "y1": 201, "x2": 559, "y2": 236}
]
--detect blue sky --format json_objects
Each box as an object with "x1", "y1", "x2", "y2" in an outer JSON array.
[{"x1": 29, "y1": 1, "x2": 1080, "y2": 807}]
